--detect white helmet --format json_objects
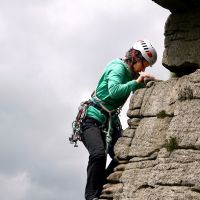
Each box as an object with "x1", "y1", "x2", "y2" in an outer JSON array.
[{"x1": 133, "y1": 39, "x2": 157, "y2": 66}]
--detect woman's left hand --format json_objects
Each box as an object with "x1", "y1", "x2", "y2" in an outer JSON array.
[{"x1": 136, "y1": 72, "x2": 155, "y2": 83}]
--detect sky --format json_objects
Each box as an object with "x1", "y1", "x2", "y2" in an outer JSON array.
[{"x1": 0, "y1": 1, "x2": 170, "y2": 200}]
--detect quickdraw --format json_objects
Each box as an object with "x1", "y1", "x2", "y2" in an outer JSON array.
[{"x1": 69, "y1": 100, "x2": 90, "y2": 147}]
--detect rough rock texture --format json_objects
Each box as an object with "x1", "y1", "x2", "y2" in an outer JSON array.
[
  {"x1": 152, "y1": 0, "x2": 200, "y2": 75},
  {"x1": 100, "y1": 70, "x2": 200, "y2": 200},
  {"x1": 163, "y1": 9, "x2": 200, "y2": 75}
]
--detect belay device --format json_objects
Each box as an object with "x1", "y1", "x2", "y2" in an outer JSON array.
[{"x1": 69, "y1": 101, "x2": 90, "y2": 147}]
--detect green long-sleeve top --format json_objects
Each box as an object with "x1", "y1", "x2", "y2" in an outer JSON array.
[{"x1": 86, "y1": 58, "x2": 145, "y2": 123}]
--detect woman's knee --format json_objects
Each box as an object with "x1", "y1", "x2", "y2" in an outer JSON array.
[{"x1": 90, "y1": 149, "x2": 106, "y2": 161}]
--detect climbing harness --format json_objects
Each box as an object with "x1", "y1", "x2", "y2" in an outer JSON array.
[
  {"x1": 91, "y1": 94, "x2": 122, "y2": 153},
  {"x1": 69, "y1": 100, "x2": 90, "y2": 147},
  {"x1": 69, "y1": 92, "x2": 123, "y2": 152}
]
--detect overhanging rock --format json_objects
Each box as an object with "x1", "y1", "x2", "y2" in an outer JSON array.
[
  {"x1": 152, "y1": 0, "x2": 200, "y2": 13},
  {"x1": 163, "y1": 9, "x2": 200, "y2": 75},
  {"x1": 153, "y1": 0, "x2": 200, "y2": 75}
]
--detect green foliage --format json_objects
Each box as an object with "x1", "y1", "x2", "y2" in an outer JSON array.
[
  {"x1": 178, "y1": 86, "x2": 193, "y2": 101},
  {"x1": 164, "y1": 137, "x2": 178, "y2": 152},
  {"x1": 156, "y1": 110, "x2": 168, "y2": 118}
]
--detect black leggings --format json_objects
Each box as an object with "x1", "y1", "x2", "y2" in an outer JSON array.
[{"x1": 81, "y1": 117, "x2": 121, "y2": 200}]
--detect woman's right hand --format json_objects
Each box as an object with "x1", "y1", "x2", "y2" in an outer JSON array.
[{"x1": 135, "y1": 72, "x2": 155, "y2": 83}]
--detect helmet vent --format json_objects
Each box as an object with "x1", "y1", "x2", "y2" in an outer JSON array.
[{"x1": 147, "y1": 51, "x2": 153, "y2": 58}]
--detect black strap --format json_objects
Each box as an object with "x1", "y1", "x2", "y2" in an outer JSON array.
[{"x1": 89, "y1": 101, "x2": 109, "y2": 117}]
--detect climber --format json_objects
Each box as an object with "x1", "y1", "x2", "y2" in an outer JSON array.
[{"x1": 77, "y1": 39, "x2": 157, "y2": 200}]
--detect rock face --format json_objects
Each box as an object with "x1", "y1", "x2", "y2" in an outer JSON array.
[
  {"x1": 100, "y1": 70, "x2": 200, "y2": 200},
  {"x1": 153, "y1": 0, "x2": 200, "y2": 75},
  {"x1": 98, "y1": 1, "x2": 200, "y2": 199},
  {"x1": 163, "y1": 10, "x2": 200, "y2": 75}
]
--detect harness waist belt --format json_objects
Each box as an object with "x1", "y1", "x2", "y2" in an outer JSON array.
[{"x1": 89, "y1": 101, "x2": 109, "y2": 117}]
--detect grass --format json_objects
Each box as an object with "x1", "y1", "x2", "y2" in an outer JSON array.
[
  {"x1": 157, "y1": 110, "x2": 168, "y2": 118},
  {"x1": 164, "y1": 137, "x2": 178, "y2": 152}
]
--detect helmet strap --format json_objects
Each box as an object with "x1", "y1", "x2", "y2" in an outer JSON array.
[{"x1": 131, "y1": 49, "x2": 137, "y2": 63}]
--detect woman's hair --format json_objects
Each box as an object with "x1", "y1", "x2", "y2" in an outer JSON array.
[{"x1": 124, "y1": 48, "x2": 144, "y2": 64}]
